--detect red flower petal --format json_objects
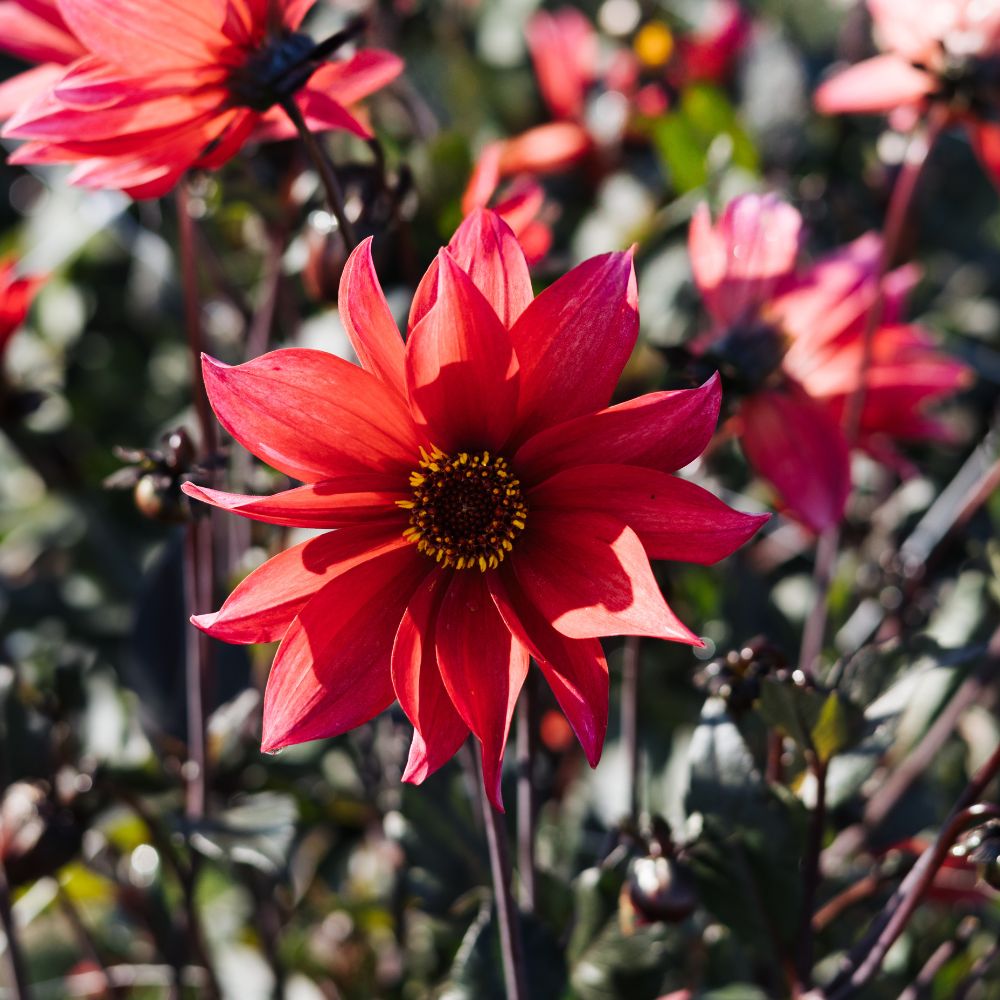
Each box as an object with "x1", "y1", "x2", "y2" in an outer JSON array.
[
  {"x1": 529, "y1": 464, "x2": 769, "y2": 564},
  {"x1": 510, "y1": 511, "x2": 702, "y2": 644},
  {"x1": 392, "y1": 573, "x2": 469, "y2": 784},
  {"x1": 510, "y1": 249, "x2": 638, "y2": 434},
  {"x1": 287, "y1": 87, "x2": 371, "y2": 140},
  {"x1": 261, "y1": 545, "x2": 430, "y2": 752},
  {"x1": 305, "y1": 50, "x2": 405, "y2": 108},
  {"x1": 57, "y1": 0, "x2": 231, "y2": 73},
  {"x1": 814, "y1": 55, "x2": 935, "y2": 115},
  {"x1": 497, "y1": 122, "x2": 591, "y2": 175},
  {"x1": 514, "y1": 373, "x2": 721, "y2": 484},
  {"x1": 0, "y1": 65, "x2": 69, "y2": 123},
  {"x1": 491, "y1": 572, "x2": 608, "y2": 767},
  {"x1": 404, "y1": 251, "x2": 519, "y2": 451},
  {"x1": 435, "y1": 571, "x2": 529, "y2": 811},
  {"x1": 181, "y1": 473, "x2": 408, "y2": 528},
  {"x1": 191, "y1": 520, "x2": 408, "y2": 643},
  {"x1": 418, "y1": 209, "x2": 533, "y2": 330},
  {"x1": 339, "y1": 238, "x2": 406, "y2": 395},
  {"x1": 0, "y1": 1, "x2": 84, "y2": 65},
  {"x1": 739, "y1": 384, "x2": 851, "y2": 534},
  {"x1": 202, "y1": 350, "x2": 421, "y2": 482}
]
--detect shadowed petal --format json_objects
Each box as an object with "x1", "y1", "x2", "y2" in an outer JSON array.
[
  {"x1": 491, "y1": 572, "x2": 608, "y2": 767},
  {"x1": 514, "y1": 373, "x2": 721, "y2": 484},
  {"x1": 510, "y1": 511, "x2": 702, "y2": 644},
  {"x1": 202, "y1": 350, "x2": 421, "y2": 482},
  {"x1": 181, "y1": 473, "x2": 408, "y2": 528},
  {"x1": 435, "y1": 571, "x2": 529, "y2": 810},
  {"x1": 814, "y1": 55, "x2": 935, "y2": 115},
  {"x1": 261, "y1": 545, "x2": 430, "y2": 751},
  {"x1": 529, "y1": 464, "x2": 769, "y2": 564},
  {"x1": 739, "y1": 384, "x2": 851, "y2": 534},
  {"x1": 510, "y1": 249, "x2": 638, "y2": 434},
  {"x1": 392, "y1": 573, "x2": 469, "y2": 784},
  {"x1": 191, "y1": 519, "x2": 408, "y2": 643},
  {"x1": 404, "y1": 251, "x2": 519, "y2": 451},
  {"x1": 339, "y1": 238, "x2": 406, "y2": 395}
]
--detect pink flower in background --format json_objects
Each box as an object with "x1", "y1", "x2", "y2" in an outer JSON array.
[
  {"x1": 689, "y1": 193, "x2": 971, "y2": 533},
  {"x1": 0, "y1": 256, "x2": 45, "y2": 359},
  {"x1": 815, "y1": 0, "x2": 1000, "y2": 186},
  {"x1": 184, "y1": 209, "x2": 767, "y2": 809},
  {"x1": 0, "y1": 0, "x2": 86, "y2": 121},
  {"x1": 2, "y1": 0, "x2": 402, "y2": 198}
]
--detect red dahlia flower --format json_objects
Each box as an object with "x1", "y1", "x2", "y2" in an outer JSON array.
[
  {"x1": 815, "y1": 0, "x2": 1000, "y2": 187},
  {"x1": 689, "y1": 193, "x2": 971, "y2": 533},
  {"x1": 0, "y1": 256, "x2": 45, "y2": 358},
  {"x1": 1, "y1": 0, "x2": 402, "y2": 198},
  {"x1": 0, "y1": 0, "x2": 85, "y2": 121},
  {"x1": 183, "y1": 209, "x2": 767, "y2": 809}
]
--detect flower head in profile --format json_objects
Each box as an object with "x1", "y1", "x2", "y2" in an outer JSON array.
[
  {"x1": 689, "y1": 193, "x2": 971, "y2": 533},
  {"x1": 2, "y1": 0, "x2": 402, "y2": 198},
  {"x1": 183, "y1": 209, "x2": 767, "y2": 809},
  {"x1": 0, "y1": 257, "x2": 45, "y2": 359},
  {"x1": 815, "y1": 0, "x2": 1000, "y2": 186}
]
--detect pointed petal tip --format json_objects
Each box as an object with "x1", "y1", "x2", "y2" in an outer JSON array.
[{"x1": 190, "y1": 611, "x2": 219, "y2": 634}]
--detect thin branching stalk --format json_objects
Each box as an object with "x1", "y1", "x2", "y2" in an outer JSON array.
[
  {"x1": 475, "y1": 750, "x2": 528, "y2": 1000},
  {"x1": 516, "y1": 673, "x2": 538, "y2": 913},
  {"x1": 280, "y1": 97, "x2": 357, "y2": 249}
]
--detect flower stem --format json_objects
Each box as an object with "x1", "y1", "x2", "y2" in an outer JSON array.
[
  {"x1": 176, "y1": 183, "x2": 215, "y2": 822},
  {"x1": 842, "y1": 104, "x2": 946, "y2": 446},
  {"x1": 798, "y1": 107, "x2": 947, "y2": 686},
  {"x1": 798, "y1": 523, "x2": 840, "y2": 681},
  {"x1": 0, "y1": 860, "x2": 32, "y2": 1000},
  {"x1": 475, "y1": 750, "x2": 528, "y2": 1000},
  {"x1": 796, "y1": 756, "x2": 827, "y2": 985},
  {"x1": 516, "y1": 674, "x2": 537, "y2": 913},
  {"x1": 280, "y1": 97, "x2": 357, "y2": 250},
  {"x1": 622, "y1": 635, "x2": 641, "y2": 819}
]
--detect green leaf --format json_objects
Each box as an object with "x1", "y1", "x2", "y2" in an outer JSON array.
[
  {"x1": 811, "y1": 691, "x2": 864, "y2": 764},
  {"x1": 649, "y1": 84, "x2": 759, "y2": 193},
  {"x1": 757, "y1": 679, "x2": 863, "y2": 763}
]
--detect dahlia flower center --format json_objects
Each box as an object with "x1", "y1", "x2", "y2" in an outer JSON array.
[
  {"x1": 230, "y1": 31, "x2": 317, "y2": 111},
  {"x1": 709, "y1": 318, "x2": 789, "y2": 392},
  {"x1": 398, "y1": 447, "x2": 528, "y2": 571}
]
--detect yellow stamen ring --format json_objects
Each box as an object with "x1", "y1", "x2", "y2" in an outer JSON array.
[{"x1": 398, "y1": 446, "x2": 528, "y2": 571}]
